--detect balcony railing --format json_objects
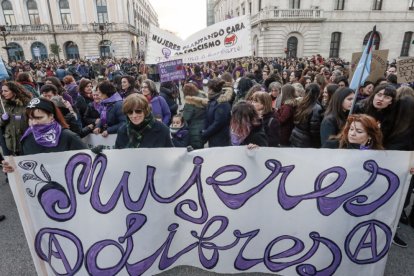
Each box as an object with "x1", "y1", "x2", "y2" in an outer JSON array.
[
  {"x1": 251, "y1": 9, "x2": 325, "y2": 24},
  {"x1": 54, "y1": 24, "x2": 79, "y2": 32},
  {"x1": 21, "y1": 24, "x2": 50, "y2": 33}
]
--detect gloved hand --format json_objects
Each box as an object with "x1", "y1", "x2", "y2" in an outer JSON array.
[{"x1": 1, "y1": 113, "x2": 9, "y2": 121}]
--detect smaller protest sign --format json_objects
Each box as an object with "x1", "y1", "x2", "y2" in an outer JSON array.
[
  {"x1": 350, "y1": 49, "x2": 389, "y2": 84},
  {"x1": 157, "y1": 59, "x2": 186, "y2": 83},
  {"x1": 82, "y1": 134, "x2": 117, "y2": 149},
  {"x1": 397, "y1": 57, "x2": 414, "y2": 83}
]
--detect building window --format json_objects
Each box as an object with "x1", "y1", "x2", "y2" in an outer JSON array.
[
  {"x1": 96, "y1": 0, "x2": 108, "y2": 23},
  {"x1": 363, "y1": 31, "x2": 381, "y2": 50},
  {"x1": 242, "y1": 4, "x2": 245, "y2": 15},
  {"x1": 249, "y1": 2, "x2": 252, "y2": 14},
  {"x1": 290, "y1": 0, "x2": 301, "y2": 9},
  {"x1": 335, "y1": 0, "x2": 345, "y2": 10},
  {"x1": 27, "y1": 0, "x2": 40, "y2": 25},
  {"x1": 59, "y1": 0, "x2": 72, "y2": 25},
  {"x1": 287, "y1": 36, "x2": 298, "y2": 58},
  {"x1": 1, "y1": 0, "x2": 15, "y2": 25},
  {"x1": 31, "y1": 41, "x2": 48, "y2": 60},
  {"x1": 258, "y1": 0, "x2": 262, "y2": 11},
  {"x1": 410, "y1": 0, "x2": 414, "y2": 10},
  {"x1": 372, "y1": 0, "x2": 382, "y2": 10},
  {"x1": 401, "y1": 31, "x2": 413, "y2": 56},
  {"x1": 330, "y1": 32, "x2": 342, "y2": 58}
]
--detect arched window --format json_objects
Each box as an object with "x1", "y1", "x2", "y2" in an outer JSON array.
[
  {"x1": 31, "y1": 41, "x2": 48, "y2": 60},
  {"x1": 64, "y1": 41, "x2": 79, "y2": 59},
  {"x1": 1, "y1": 0, "x2": 15, "y2": 25},
  {"x1": 401, "y1": 32, "x2": 413, "y2": 57},
  {"x1": 59, "y1": 0, "x2": 72, "y2": 24},
  {"x1": 363, "y1": 31, "x2": 380, "y2": 50},
  {"x1": 96, "y1": 0, "x2": 108, "y2": 23},
  {"x1": 8, "y1": 42, "x2": 25, "y2": 61},
  {"x1": 27, "y1": 0, "x2": 40, "y2": 25},
  {"x1": 330, "y1": 32, "x2": 342, "y2": 58},
  {"x1": 287, "y1": 36, "x2": 298, "y2": 58}
]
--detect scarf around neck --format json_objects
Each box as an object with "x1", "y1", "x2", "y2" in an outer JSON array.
[
  {"x1": 99, "y1": 92, "x2": 122, "y2": 127},
  {"x1": 126, "y1": 114, "x2": 155, "y2": 148},
  {"x1": 21, "y1": 120, "x2": 62, "y2": 147}
]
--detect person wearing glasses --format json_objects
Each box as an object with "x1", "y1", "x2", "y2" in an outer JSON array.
[
  {"x1": 115, "y1": 94, "x2": 173, "y2": 149},
  {"x1": 140, "y1": 79, "x2": 171, "y2": 125}
]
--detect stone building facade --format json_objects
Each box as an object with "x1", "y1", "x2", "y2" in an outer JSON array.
[
  {"x1": 214, "y1": 0, "x2": 414, "y2": 60},
  {"x1": 0, "y1": 0, "x2": 158, "y2": 61}
]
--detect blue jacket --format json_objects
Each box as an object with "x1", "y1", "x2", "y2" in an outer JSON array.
[{"x1": 150, "y1": 96, "x2": 171, "y2": 125}]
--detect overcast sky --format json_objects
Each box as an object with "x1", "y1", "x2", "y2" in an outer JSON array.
[{"x1": 148, "y1": 0, "x2": 207, "y2": 40}]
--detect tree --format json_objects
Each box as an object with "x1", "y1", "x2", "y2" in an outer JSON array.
[{"x1": 49, "y1": 43, "x2": 61, "y2": 60}]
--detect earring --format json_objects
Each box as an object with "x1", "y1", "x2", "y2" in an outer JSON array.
[{"x1": 367, "y1": 138, "x2": 372, "y2": 145}]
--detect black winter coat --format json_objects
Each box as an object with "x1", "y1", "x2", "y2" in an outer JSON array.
[
  {"x1": 241, "y1": 125, "x2": 268, "y2": 147},
  {"x1": 290, "y1": 103, "x2": 323, "y2": 148}
]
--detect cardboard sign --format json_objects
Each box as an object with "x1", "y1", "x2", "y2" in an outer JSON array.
[
  {"x1": 350, "y1": 49, "x2": 389, "y2": 84},
  {"x1": 397, "y1": 57, "x2": 414, "y2": 83},
  {"x1": 8, "y1": 147, "x2": 413, "y2": 276},
  {"x1": 157, "y1": 59, "x2": 186, "y2": 83}
]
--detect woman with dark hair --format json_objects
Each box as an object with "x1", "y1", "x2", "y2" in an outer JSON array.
[
  {"x1": 76, "y1": 78, "x2": 94, "y2": 124},
  {"x1": 141, "y1": 79, "x2": 171, "y2": 125},
  {"x1": 159, "y1": 81, "x2": 179, "y2": 116},
  {"x1": 356, "y1": 84, "x2": 397, "y2": 143},
  {"x1": 16, "y1": 72, "x2": 39, "y2": 97},
  {"x1": 120, "y1": 75, "x2": 139, "y2": 99},
  {"x1": 290, "y1": 83, "x2": 323, "y2": 148},
  {"x1": 115, "y1": 94, "x2": 173, "y2": 149},
  {"x1": 182, "y1": 83, "x2": 207, "y2": 149},
  {"x1": 45, "y1": 76, "x2": 73, "y2": 106},
  {"x1": 188, "y1": 65, "x2": 204, "y2": 90},
  {"x1": 336, "y1": 76, "x2": 349, "y2": 88},
  {"x1": 83, "y1": 88, "x2": 101, "y2": 130},
  {"x1": 320, "y1": 87, "x2": 355, "y2": 146},
  {"x1": 0, "y1": 82, "x2": 32, "y2": 155},
  {"x1": 251, "y1": 91, "x2": 279, "y2": 147},
  {"x1": 230, "y1": 101, "x2": 268, "y2": 147},
  {"x1": 201, "y1": 78, "x2": 232, "y2": 147},
  {"x1": 320, "y1": 83, "x2": 339, "y2": 110},
  {"x1": 234, "y1": 76, "x2": 255, "y2": 103},
  {"x1": 93, "y1": 81, "x2": 126, "y2": 137},
  {"x1": 232, "y1": 60, "x2": 245, "y2": 80},
  {"x1": 356, "y1": 81, "x2": 374, "y2": 102},
  {"x1": 276, "y1": 84, "x2": 298, "y2": 146},
  {"x1": 2, "y1": 98, "x2": 87, "y2": 172},
  {"x1": 281, "y1": 70, "x2": 290, "y2": 85}
]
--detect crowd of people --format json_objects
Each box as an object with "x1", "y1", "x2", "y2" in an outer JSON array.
[{"x1": 0, "y1": 54, "x2": 414, "y2": 247}]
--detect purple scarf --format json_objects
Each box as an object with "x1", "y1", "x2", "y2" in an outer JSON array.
[
  {"x1": 21, "y1": 120, "x2": 62, "y2": 147},
  {"x1": 98, "y1": 92, "x2": 122, "y2": 127}
]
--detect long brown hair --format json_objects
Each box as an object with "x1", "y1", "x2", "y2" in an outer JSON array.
[
  {"x1": 294, "y1": 83, "x2": 320, "y2": 123},
  {"x1": 2, "y1": 81, "x2": 32, "y2": 105},
  {"x1": 230, "y1": 101, "x2": 261, "y2": 139}
]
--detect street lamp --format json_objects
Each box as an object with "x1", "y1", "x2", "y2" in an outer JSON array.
[
  {"x1": 91, "y1": 22, "x2": 112, "y2": 42},
  {"x1": 0, "y1": 24, "x2": 11, "y2": 63}
]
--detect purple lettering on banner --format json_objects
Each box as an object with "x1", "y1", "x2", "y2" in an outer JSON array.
[
  {"x1": 89, "y1": 154, "x2": 209, "y2": 224},
  {"x1": 206, "y1": 159, "x2": 282, "y2": 209},
  {"x1": 35, "y1": 228, "x2": 84, "y2": 275},
  {"x1": 264, "y1": 232, "x2": 341, "y2": 275},
  {"x1": 278, "y1": 160, "x2": 399, "y2": 217},
  {"x1": 19, "y1": 154, "x2": 91, "y2": 221},
  {"x1": 233, "y1": 229, "x2": 263, "y2": 270},
  {"x1": 345, "y1": 220, "x2": 392, "y2": 264}
]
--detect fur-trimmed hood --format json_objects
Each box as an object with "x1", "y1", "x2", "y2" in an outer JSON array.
[
  {"x1": 185, "y1": 91, "x2": 208, "y2": 108},
  {"x1": 217, "y1": 86, "x2": 234, "y2": 103},
  {"x1": 283, "y1": 98, "x2": 298, "y2": 107}
]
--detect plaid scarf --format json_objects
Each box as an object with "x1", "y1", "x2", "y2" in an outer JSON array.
[{"x1": 126, "y1": 114, "x2": 155, "y2": 148}]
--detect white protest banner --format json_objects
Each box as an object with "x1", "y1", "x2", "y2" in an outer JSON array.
[
  {"x1": 82, "y1": 134, "x2": 117, "y2": 149},
  {"x1": 146, "y1": 16, "x2": 252, "y2": 64},
  {"x1": 397, "y1": 57, "x2": 414, "y2": 83},
  {"x1": 8, "y1": 147, "x2": 413, "y2": 276}
]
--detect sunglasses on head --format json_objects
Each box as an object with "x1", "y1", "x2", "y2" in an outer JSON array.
[{"x1": 127, "y1": 109, "x2": 144, "y2": 115}]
